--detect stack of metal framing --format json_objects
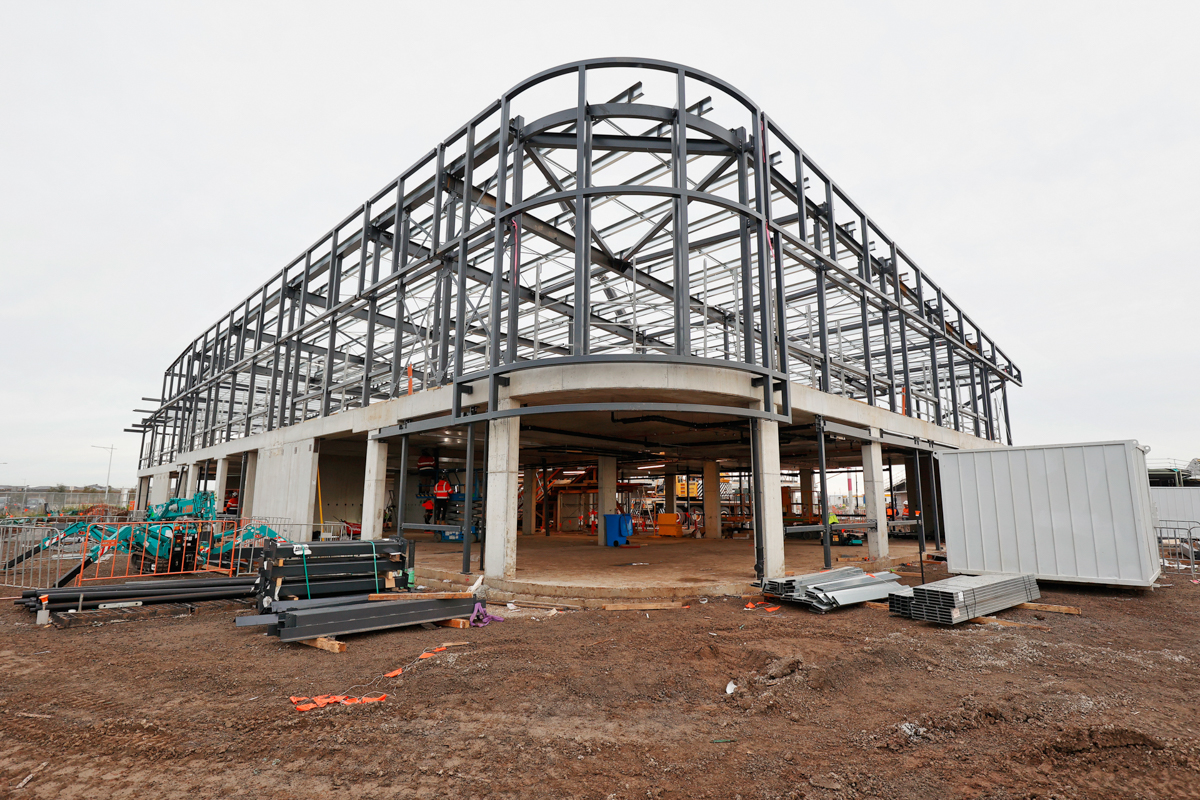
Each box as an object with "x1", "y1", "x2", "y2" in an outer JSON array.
[
  {"x1": 15, "y1": 575, "x2": 257, "y2": 612},
  {"x1": 905, "y1": 574, "x2": 1039, "y2": 625},
  {"x1": 237, "y1": 593, "x2": 479, "y2": 642},
  {"x1": 763, "y1": 567, "x2": 862, "y2": 597},
  {"x1": 887, "y1": 584, "x2": 914, "y2": 617},
  {"x1": 766, "y1": 567, "x2": 900, "y2": 612},
  {"x1": 256, "y1": 539, "x2": 412, "y2": 611}
]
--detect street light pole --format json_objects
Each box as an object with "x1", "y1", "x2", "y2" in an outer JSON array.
[{"x1": 92, "y1": 445, "x2": 116, "y2": 507}]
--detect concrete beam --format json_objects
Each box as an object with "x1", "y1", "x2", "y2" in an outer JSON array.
[{"x1": 789, "y1": 381, "x2": 997, "y2": 451}]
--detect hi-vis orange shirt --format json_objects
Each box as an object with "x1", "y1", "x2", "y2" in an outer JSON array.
[{"x1": 434, "y1": 480, "x2": 452, "y2": 499}]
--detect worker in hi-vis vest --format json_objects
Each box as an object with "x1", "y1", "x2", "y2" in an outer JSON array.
[{"x1": 434, "y1": 474, "x2": 453, "y2": 523}]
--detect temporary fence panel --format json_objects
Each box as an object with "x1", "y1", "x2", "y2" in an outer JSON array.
[
  {"x1": 1155, "y1": 520, "x2": 1198, "y2": 578},
  {"x1": 0, "y1": 525, "x2": 88, "y2": 590},
  {"x1": 1150, "y1": 487, "x2": 1200, "y2": 526},
  {"x1": 937, "y1": 441, "x2": 1160, "y2": 588}
]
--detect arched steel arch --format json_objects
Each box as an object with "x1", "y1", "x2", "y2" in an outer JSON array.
[{"x1": 134, "y1": 58, "x2": 1020, "y2": 469}]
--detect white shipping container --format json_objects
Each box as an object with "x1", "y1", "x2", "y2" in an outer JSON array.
[
  {"x1": 936, "y1": 441, "x2": 1160, "y2": 588},
  {"x1": 1150, "y1": 486, "x2": 1200, "y2": 525}
]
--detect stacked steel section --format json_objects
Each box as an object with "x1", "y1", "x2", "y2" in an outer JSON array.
[{"x1": 903, "y1": 574, "x2": 1039, "y2": 625}]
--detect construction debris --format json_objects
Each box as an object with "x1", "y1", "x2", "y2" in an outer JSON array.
[{"x1": 765, "y1": 567, "x2": 901, "y2": 613}]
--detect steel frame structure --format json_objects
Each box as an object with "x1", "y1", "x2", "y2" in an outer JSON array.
[{"x1": 134, "y1": 58, "x2": 1020, "y2": 470}]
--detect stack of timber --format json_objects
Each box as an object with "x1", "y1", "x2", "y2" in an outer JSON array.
[
  {"x1": 14, "y1": 575, "x2": 258, "y2": 613},
  {"x1": 901, "y1": 573, "x2": 1040, "y2": 625},
  {"x1": 238, "y1": 591, "x2": 481, "y2": 642},
  {"x1": 765, "y1": 567, "x2": 901, "y2": 612},
  {"x1": 255, "y1": 539, "x2": 413, "y2": 612}
]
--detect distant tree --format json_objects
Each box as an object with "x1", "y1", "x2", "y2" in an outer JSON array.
[{"x1": 51, "y1": 484, "x2": 68, "y2": 493}]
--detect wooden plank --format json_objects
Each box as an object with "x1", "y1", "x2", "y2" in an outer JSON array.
[
  {"x1": 367, "y1": 591, "x2": 476, "y2": 601},
  {"x1": 837, "y1": 556, "x2": 869, "y2": 562},
  {"x1": 1014, "y1": 602, "x2": 1081, "y2": 615},
  {"x1": 892, "y1": 572, "x2": 924, "y2": 578},
  {"x1": 968, "y1": 616, "x2": 1051, "y2": 632},
  {"x1": 509, "y1": 600, "x2": 583, "y2": 611},
  {"x1": 601, "y1": 601, "x2": 685, "y2": 611},
  {"x1": 298, "y1": 636, "x2": 346, "y2": 653},
  {"x1": 864, "y1": 601, "x2": 890, "y2": 610},
  {"x1": 435, "y1": 618, "x2": 470, "y2": 628}
]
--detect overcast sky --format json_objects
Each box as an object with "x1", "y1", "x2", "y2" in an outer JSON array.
[{"x1": 1, "y1": 1, "x2": 1197, "y2": 488}]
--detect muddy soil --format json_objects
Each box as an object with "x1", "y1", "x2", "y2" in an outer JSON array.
[{"x1": 2, "y1": 570, "x2": 1199, "y2": 799}]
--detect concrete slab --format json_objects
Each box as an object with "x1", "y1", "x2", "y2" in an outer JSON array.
[{"x1": 409, "y1": 532, "x2": 922, "y2": 602}]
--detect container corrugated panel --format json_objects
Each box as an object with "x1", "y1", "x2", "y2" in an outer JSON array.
[
  {"x1": 1150, "y1": 487, "x2": 1200, "y2": 525},
  {"x1": 937, "y1": 441, "x2": 1160, "y2": 587}
]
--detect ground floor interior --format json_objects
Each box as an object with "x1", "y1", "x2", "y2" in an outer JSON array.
[
  {"x1": 413, "y1": 531, "x2": 925, "y2": 594},
  {"x1": 136, "y1": 364, "x2": 988, "y2": 591}
]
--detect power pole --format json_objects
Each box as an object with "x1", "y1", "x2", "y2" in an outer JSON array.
[{"x1": 91, "y1": 445, "x2": 116, "y2": 507}]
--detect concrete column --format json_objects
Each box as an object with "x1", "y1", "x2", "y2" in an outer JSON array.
[
  {"x1": 483, "y1": 414, "x2": 520, "y2": 579},
  {"x1": 862, "y1": 433, "x2": 889, "y2": 560},
  {"x1": 361, "y1": 436, "x2": 389, "y2": 540},
  {"x1": 213, "y1": 457, "x2": 231, "y2": 510},
  {"x1": 135, "y1": 476, "x2": 151, "y2": 511},
  {"x1": 800, "y1": 469, "x2": 814, "y2": 518},
  {"x1": 702, "y1": 461, "x2": 721, "y2": 538},
  {"x1": 151, "y1": 473, "x2": 170, "y2": 505},
  {"x1": 664, "y1": 468, "x2": 677, "y2": 515},
  {"x1": 758, "y1": 420, "x2": 786, "y2": 579},
  {"x1": 241, "y1": 450, "x2": 258, "y2": 519},
  {"x1": 522, "y1": 466, "x2": 536, "y2": 534},
  {"x1": 184, "y1": 463, "x2": 201, "y2": 497},
  {"x1": 597, "y1": 456, "x2": 617, "y2": 545}
]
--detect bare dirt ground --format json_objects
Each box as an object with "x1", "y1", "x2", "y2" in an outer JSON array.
[{"x1": 2, "y1": 568, "x2": 1199, "y2": 799}]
